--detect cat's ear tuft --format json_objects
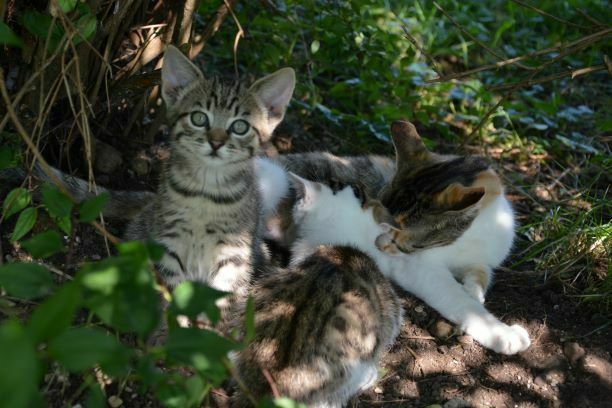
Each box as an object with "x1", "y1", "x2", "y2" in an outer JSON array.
[
  {"x1": 288, "y1": 172, "x2": 320, "y2": 210},
  {"x1": 249, "y1": 68, "x2": 295, "y2": 131},
  {"x1": 390, "y1": 120, "x2": 429, "y2": 163},
  {"x1": 434, "y1": 183, "x2": 485, "y2": 212},
  {"x1": 161, "y1": 45, "x2": 203, "y2": 105}
]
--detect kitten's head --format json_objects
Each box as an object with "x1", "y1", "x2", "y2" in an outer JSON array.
[
  {"x1": 161, "y1": 46, "x2": 295, "y2": 165},
  {"x1": 377, "y1": 120, "x2": 491, "y2": 253},
  {"x1": 287, "y1": 173, "x2": 401, "y2": 250}
]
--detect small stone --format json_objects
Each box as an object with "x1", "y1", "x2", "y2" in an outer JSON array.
[
  {"x1": 431, "y1": 320, "x2": 453, "y2": 339},
  {"x1": 563, "y1": 342, "x2": 586, "y2": 365},
  {"x1": 131, "y1": 157, "x2": 150, "y2": 177},
  {"x1": 72, "y1": 404, "x2": 83, "y2": 408},
  {"x1": 91, "y1": 254, "x2": 101, "y2": 260},
  {"x1": 108, "y1": 396, "x2": 123, "y2": 408},
  {"x1": 94, "y1": 139, "x2": 123, "y2": 174},
  {"x1": 437, "y1": 345, "x2": 449, "y2": 354},
  {"x1": 534, "y1": 375, "x2": 547, "y2": 387},
  {"x1": 457, "y1": 335, "x2": 473, "y2": 346},
  {"x1": 443, "y1": 398, "x2": 470, "y2": 408},
  {"x1": 374, "y1": 386, "x2": 383, "y2": 394}
]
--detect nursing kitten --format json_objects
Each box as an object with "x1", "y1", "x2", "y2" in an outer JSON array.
[{"x1": 232, "y1": 175, "x2": 403, "y2": 407}]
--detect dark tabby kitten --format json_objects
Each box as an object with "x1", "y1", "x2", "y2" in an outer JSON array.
[{"x1": 231, "y1": 175, "x2": 402, "y2": 407}]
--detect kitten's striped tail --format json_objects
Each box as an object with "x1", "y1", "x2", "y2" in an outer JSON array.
[{"x1": 0, "y1": 164, "x2": 153, "y2": 220}]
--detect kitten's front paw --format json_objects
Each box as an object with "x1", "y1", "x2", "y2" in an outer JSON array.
[{"x1": 489, "y1": 324, "x2": 531, "y2": 355}]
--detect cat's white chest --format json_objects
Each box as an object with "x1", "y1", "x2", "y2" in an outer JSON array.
[{"x1": 426, "y1": 194, "x2": 515, "y2": 268}]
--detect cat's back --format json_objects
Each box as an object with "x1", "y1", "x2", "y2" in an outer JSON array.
[{"x1": 232, "y1": 245, "x2": 402, "y2": 407}]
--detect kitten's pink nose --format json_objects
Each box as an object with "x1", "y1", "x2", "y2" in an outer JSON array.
[{"x1": 209, "y1": 140, "x2": 225, "y2": 151}]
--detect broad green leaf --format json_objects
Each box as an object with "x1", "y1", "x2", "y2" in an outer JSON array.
[
  {"x1": 22, "y1": 10, "x2": 64, "y2": 52},
  {"x1": 48, "y1": 327, "x2": 129, "y2": 372},
  {"x1": 2, "y1": 188, "x2": 31, "y2": 219},
  {"x1": 42, "y1": 183, "x2": 73, "y2": 218},
  {"x1": 117, "y1": 239, "x2": 165, "y2": 262},
  {"x1": 73, "y1": 14, "x2": 97, "y2": 45},
  {"x1": 0, "y1": 22, "x2": 23, "y2": 48},
  {"x1": 310, "y1": 40, "x2": 320, "y2": 54},
  {"x1": 156, "y1": 375, "x2": 209, "y2": 408},
  {"x1": 0, "y1": 145, "x2": 18, "y2": 169},
  {"x1": 0, "y1": 262, "x2": 54, "y2": 299},
  {"x1": 77, "y1": 192, "x2": 108, "y2": 222},
  {"x1": 258, "y1": 397, "x2": 308, "y2": 408},
  {"x1": 11, "y1": 207, "x2": 38, "y2": 241},
  {"x1": 27, "y1": 283, "x2": 81, "y2": 343},
  {"x1": 79, "y1": 255, "x2": 160, "y2": 336},
  {"x1": 58, "y1": 0, "x2": 77, "y2": 13},
  {"x1": 166, "y1": 328, "x2": 237, "y2": 382},
  {"x1": 84, "y1": 383, "x2": 105, "y2": 408},
  {"x1": 170, "y1": 282, "x2": 226, "y2": 324},
  {"x1": 21, "y1": 230, "x2": 64, "y2": 258},
  {"x1": 52, "y1": 215, "x2": 72, "y2": 235},
  {"x1": 0, "y1": 320, "x2": 42, "y2": 407}
]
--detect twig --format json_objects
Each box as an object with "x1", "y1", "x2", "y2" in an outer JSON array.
[
  {"x1": 488, "y1": 64, "x2": 606, "y2": 92},
  {"x1": 223, "y1": 0, "x2": 245, "y2": 78},
  {"x1": 509, "y1": 0, "x2": 591, "y2": 31},
  {"x1": 433, "y1": 2, "x2": 535, "y2": 71},
  {"x1": 394, "y1": 11, "x2": 443, "y2": 77},
  {"x1": 403, "y1": 335, "x2": 436, "y2": 341},
  {"x1": 262, "y1": 368, "x2": 280, "y2": 399},
  {"x1": 190, "y1": 0, "x2": 238, "y2": 58},
  {"x1": 221, "y1": 357, "x2": 258, "y2": 406},
  {"x1": 426, "y1": 27, "x2": 612, "y2": 83}
]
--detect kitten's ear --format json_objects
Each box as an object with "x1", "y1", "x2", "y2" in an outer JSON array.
[
  {"x1": 248, "y1": 68, "x2": 296, "y2": 131},
  {"x1": 434, "y1": 182, "x2": 485, "y2": 212},
  {"x1": 288, "y1": 172, "x2": 320, "y2": 210},
  {"x1": 161, "y1": 45, "x2": 203, "y2": 105},
  {"x1": 390, "y1": 120, "x2": 430, "y2": 164}
]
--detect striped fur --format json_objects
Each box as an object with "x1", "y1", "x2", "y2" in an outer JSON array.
[{"x1": 232, "y1": 180, "x2": 402, "y2": 407}]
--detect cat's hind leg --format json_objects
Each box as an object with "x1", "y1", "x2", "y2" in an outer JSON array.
[{"x1": 457, "y1": 264, "x2": 492, "y2": 304}]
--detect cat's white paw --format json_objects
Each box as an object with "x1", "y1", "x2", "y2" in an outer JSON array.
[
  {"x1": 487, "y1": 324, "x2": 531, "y2": 355},
  {"x1": 466, "y1": 321, "x2": 530, "y2": 355}
]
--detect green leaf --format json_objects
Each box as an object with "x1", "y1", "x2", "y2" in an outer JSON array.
[
  {"x1": 0, "y1": 22, "x2": 23, "y2": 48},
  {"x1": 42, "y1": 183, "x2": 73, "y2": 218},
  {"x1": 0, "y1": 262, "x2": 54, "y2": 299},
  {"x1": 77, "y1": 192, "x2": 108, "y2": 222},
  {"x1": 79, "y1": 255, "x2": 160, "y2": 336},
  {"x1": 58, "y1": 0, "x2": 77, "y2": 13},
  {"x1": 258, "y1": 397, "x2": 308, "y2": 408},
  {"x1": 11, "y1": 207, "x2": 38, "y2": 241},
  {"x1": 73, "y1": 14, "x2": 97, "y2": 45},
  {"x1": 2, "y1": 187, "x2": 31, "y2": 219},
  {"x1": 0, "y1": 320, "x2": 42, "y2": 407},
  {"x1": 170, "y1": 282, "x2": 226, "y2": 325},
  {"x1": 22, "y1": 10, "x2": 64, "y2": 52},
  {"x1": 0, "y1": 145, "x2": 18, "y2": 169},
  {"x1": 84, "y1": 383, "x2": 105, "y2": 408},
  {"x1": 166, "y1": 328, "x2": 237, "y2": 383},
  {"x1": 27, "y1": 283, "x2": 80, "y2": 343},
  {"x1": 310, "y1": 39, "x2": 320, "y2": 54},
  {"x1": 156, "y1": 375, "x2": 210, "y2": 408},
  {"x1": 21, "y1": 230, "x2": 64, "y2": 258},
  {"x1": 48, "y1": 327, "x2": 129, "y2": 372},
  {"x1": 53, "y1": 215, "x2": 72, "y2": 235}
]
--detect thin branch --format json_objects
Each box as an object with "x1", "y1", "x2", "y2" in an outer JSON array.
[
  {"x1": 396, "y1": 17, "x2": 443, "y2": 77},
  {"x1": 426, "y1": 27, "x2": 612, "y2": 83},
  {"x1": 433, "y1": 2, "x2": 535, "y2": 71},
  {"x1": 223, "y1": 0, "x2": 245, "y2": 78},
  {"x1": 489, "y1": 64, "x2": 606, "y2": 92},
  {"x1": 509, "y1": 0, "x2": 590, "y2": 31}
]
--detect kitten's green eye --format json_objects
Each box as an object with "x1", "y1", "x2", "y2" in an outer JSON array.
[
  {"x1": 229, "y1": 119, "x2": 250, "y2": 135},
  {"x1": 190, "y1": 111, "x2": 209, "y2": 128}
]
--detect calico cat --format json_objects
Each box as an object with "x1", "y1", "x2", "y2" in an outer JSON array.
[
  {"x1": 231, "y1": 174, "x2": 403, "y2": 407},
  {"x1": 266, "y1": 168, "x2": 529, "y2": 355}
]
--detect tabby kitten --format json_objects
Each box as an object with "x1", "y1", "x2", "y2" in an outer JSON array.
[
  {"x1": 124, "y1": 46, "x2": 295, "y2": 312},
  {"x1": 232, "y1": 175, "x2": 402, "y2": 407}
]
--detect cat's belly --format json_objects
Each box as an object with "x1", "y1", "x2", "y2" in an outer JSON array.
[{"x1": 426, "y1": 194, "x2": 515, "y2": 269}]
